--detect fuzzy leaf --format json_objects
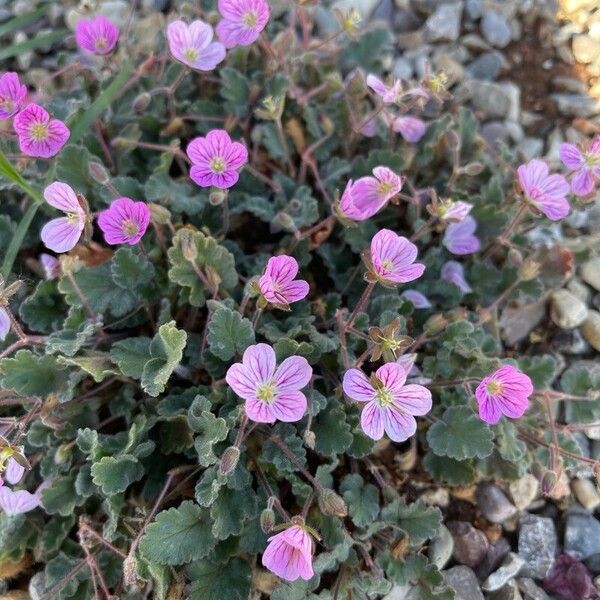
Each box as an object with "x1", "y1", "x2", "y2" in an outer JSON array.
[
  {"x1": 187, "y1": 557, "x2": 252, "y2": 600},
  {"x1": 422, "y1": 452, "x2": 476, "y2": 486},
  {"x1": 91, "y1": 454, "x2": 144, "y2": 495},
  {"x1": 188, "y1": 396, "x2": 229, "y2": 467},
  {"x1": 206, "y1": 306, "x2": 255, "y2": 361},
  {"x1": 340, "y1": 474, "x2": 380, "y2": 528},
  {"x1": 313, "y1": 401, "x2": 353, "y2": 456},
  {"x1": 210, "y1": 485, "x2": 258, "y2": 540},
  {"x1": 381, "y1": 498, "x2": 441, "y2": 545},
  {"x1": 111, "y1": 247, "x2": 155, "y2": 289},
  {"x1": 0, "y1": 350, "x2": 70, "y2": 397}
]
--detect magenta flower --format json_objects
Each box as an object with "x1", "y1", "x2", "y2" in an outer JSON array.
[
  {"x1": 393, "y1": 116, "x2": 427, "y2": 143},
  {"x1": 13, "y1": 104, "x2": 69, "y2": 158},
  {"x1": 366, "y1": 74, "x2": 401, "y2": 104},
  {"x1": 0, "y1": 308, "x2": 10, "y2": 342},
  {"x1": 338, "y1": 167, "x2": 402, "y2": 222},
  {"x1": 559, "y1": 137, "x2": 600, "y2": 197},
  {"x1": 343, "y1": 363, "x2": 432, "y2": 442},
  {"x1": 517, "y1": 159, "x2": 570, "y2": 221},
  {"x1": 0, "y1": 72, "x2": 27, "y2": 120},
  {"x1": 167, "y1": 20, "x2": 226, "y2": 71},
  {"x1": 216, "y1": 0, "x2": 270, "y2": 48},
  {"x1": 442, "y1": 215, "x2": 480, "y2": 255},
  {"x1": 258, "y1": 255, "x2": 309, "y2": 307},
  {"x1": 40, "y1": 182, "x2": 85, "y2": 253},
  {"x1": 438, "y1": 200, "x2": 472, "y2": 222},
  {"x1": 441, "y1": 261, "x2": 471, "y2": 293},
  {"x1": 39, "y1": 253, "x2": 61, "y2": 280},
  {"x1": 370, "y1": 229, "x2": 425, "y2": 285},
  {"x1": 97, "y1": 198, "x2": 151, "y2": 246},
  {"x1": 75, "y1": 16, "x2": 119, "y2": 55},
  {"x1": 0, "y1": 487, "x2": 40, "y2": 516},
  {"x1": 187, "y1": 129, "x2": 248, "y2": 189},
  {"x1": 475, "y1": 365, "x2": 533, "y2": 425},
  {"x1": 400, "y1": 290, "x2": 431, "y2": 308},
  {"x1": 225, "y1": 343, "x2": 312, "y2": 423},
  {"x1": 262, "y1": 524, "x2": 314, "y2": 582}
]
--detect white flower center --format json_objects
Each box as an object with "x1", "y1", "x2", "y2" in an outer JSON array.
[
  {"x1": 184, "y1": 47, "x2": 199, "y2": 63},
  {"x1": 29, "y1": 122, "x2": 48, "y2": 141},
  {"x1": 256, "y1": 381, "x2": 277, "y2": 403},
  {"x1": 121, "y1": 219, "x2": 139, "y2": 237},
  {"x1": 375, "y1": 387, "x2": 394, "y2": 407},
  {"x1": 485, "y1": 380, "x2": 503, "y2": 396},
  {"x1": 243, "y1": 11, "x2": 258, "y2": 27},
  {"x1": 210, "y1": 157, "x2": 227, "y2": 173}
]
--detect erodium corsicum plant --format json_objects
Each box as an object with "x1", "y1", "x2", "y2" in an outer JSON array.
[{"x1": 0, "y1": 2, "x2": 599, "y2": 599}]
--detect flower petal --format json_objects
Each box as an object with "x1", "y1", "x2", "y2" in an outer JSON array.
[
  {"x1": 41, "y1": 217, "x2": 84, "y2": 253},
  {"x1": 43, "y1": 182, "x2": 81, "y2": 213},
  {"x1": 360, "y1": 401, "x2": 385, "y2": 440},
  {"x1": 343, "y1": 369, "x2": 375, "y2": 402},
  {"x1": 273, "y1": 356, "x2": 312, "y2": 391},
  {"x1": 394, "y1": 384, "x2": 432, "y2": 415},
  {"x1": 242, "y1": 343, "x2": 276, "y2": 383},
  {"x1": 270, "y1": 390, "x2": 307, "y2": 422},
  {"x1": 383, "y1": 406, "x2": 417, "y2": 442}
]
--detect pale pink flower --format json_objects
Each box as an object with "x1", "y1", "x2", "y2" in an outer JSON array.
[
  {"x1": 40, "y1": 182, "x2": 85, "y2": 253},
  {"x1": 262, "y1": 524, "x2": 314, "y2": 582},
  {"x1": 187, "y1": 129, "x2": 248, "y2": 189},
  {"x1": 39, "y1": 254, "x2": 61, "y2": 280},
  {"x1": 0, "y1": 72, "x2": 27, "y2": 120},
  {"x1": 13, "y1": 104, "x2": 69, "y2": 158},
  {"x1": 517, "y1": 159, "x2": 570, "y2": 221},
  {"x1": 559, "y1": 137, "x2": 600, "y2": 197},
  {"x1": 259, "y1": 255, "x2": 309, "y2": 306},
  {"x1": 216, "y1": 0, "x2": 270, "y2": 48},
  {"x1": 442, "y1": 215, "x2": 480, "y2": 255},
  {"x1": 359, "y1": 118, "x2": 377, "y2": 137},
  {"x1": 393, "y1": 116, "x2": 426, "y2": 143},
  {"x1": 475, "y1": 365, "x2": 533, "y2": 425},
  {"x1": 338, "y1": 167, "x2": 402, "y2": 222},
  {"x1": 167, "y1": 20, "x2": 226, "y2": 71},
  {"x1": 366, "y1": 74, "x2": 401, "y2": 104},
  {"x1": 400, "y1": 290, "x2": 431, "y2": 308},
  {"x1": 370, "y1": 229, "x2": 425, "y2": 285},
  {"x1": 438, "y1": 200, "x2": 472, "y2": 222},
  {"x1": 3, "y1": 457, "x2": 24, "y2": 486},
  {"x1": 343, "y1": 363, "x2": 432, "y2": 442},
  {"x1": 0, "y1": 308, "x2": 10, "y2": 341},
  {"x1": 97, "y1": 198, "x2": 150, "y2": 246},
  {"x1": 226, "y1": 343, "x2": 312, "y2": 423},
  {"x1": 75, "y1": 16, "x2": 119, "y2": 55},
  {"x1": 441, "y1": 261, "x2": 471, "y2": 293},
  {"x1": 0, "y1": 487, "x2": 40, "y2": 516}
]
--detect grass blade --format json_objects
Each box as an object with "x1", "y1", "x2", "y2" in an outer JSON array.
[
  {"x1": 1, "y1": 202, "x2": 40, "y2": 281},
  {"x1": 0, "y1": 4, "x2": 49, "y2": 38},
  {"x1": 0, "y1": 29, "x2": 68, "y2": 61}
]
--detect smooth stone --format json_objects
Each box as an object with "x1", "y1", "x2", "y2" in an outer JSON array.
[
  {"x1": 572, "y1": 35, "x2": 600, "y2": 64},
  {"x1": 572, "y1": 479, "x2": 600, "y2": 511},
  {"x1": 471, "y1": 81, "x2": 512, "y2": 118},
  {"x1": 447, "y1": 520, "x2": 489, "y2": 567},
  {"x1": 553, "y1": 75, "x2": 589, "y2": 94},
  {"x1": 371, "y1": 0, "x2": 394, "y2": 20},
  {"x1": 466, "y1": 50, "x2": 505, "y2": 80},
  {"x1": 481, "y1": 11, "x2": 512, "y2": 48},
  {"x1": 509, "y1": 474, "x2": 539, "y2": 511},
  {"x1": 425, "y1": 2, "x2": 464, "y2": 42},
  {"x1": 550, "y1": 289, "x2": 589, "y2": 329},
  {"x1": 517, "y1": 137, "x2": 544, "y2": 162},
  {"x1": 565, "y1": 514, "x2": 600, "y2": 559},
  {"x1": 476, "y1": 483, "x2": 518, "y2": 524},
  {"x1": 489, "y1": 580, "x2": 523, "y2": 600},
  {"x1": 465, "y1": 0, "x2": 483, "y2": 19},
  {"x1": 420, "y1": 488, "x2": 450, "y2": 507},
  {"x1": 474, "y1": 537, "x2": 511, "y2": 580},
  {"x1": 393, "y1": 57, "x2": 414, "y2": 79},
  {"x1": 483, "y1": 553, "x2": 526, "y2": 592},
  {"x1": 582, "y1": 310, "x2": 600, "y2": 352},
  {"x1": 552, "y1": 329, "x2": 590, "y2": 355},
  {"x1": 481, "y1": 121, "x2": 510, "y2": 147},
  {"x1": 518, "y1": 515, "x2": 557, "y2": 579},
  {"x1": 581, "y1": 257, "x2": 600, "y2": 291},
  {"x1": 429, "y1": 524, "x2": 454, "y2": 570},
  {"x1": 443, "y1": 566, "x2": 485, "y2": 600},
  {"x1": 516, "y1": 578, "x2": 551, "y2": 600},
  {"x1": 585, "y1": 553, "x2": 600, "y2": 575},
  {"x1": 568, "y1": 278, "x2": 592, "y2": 304},
  {"x1": 551, "y1": 94, "x2": 600, "y2": 117}
]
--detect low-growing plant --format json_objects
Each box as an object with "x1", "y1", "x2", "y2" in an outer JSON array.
[{"x1": 0, "y1": 1, "x2": 599, "y2": 598}]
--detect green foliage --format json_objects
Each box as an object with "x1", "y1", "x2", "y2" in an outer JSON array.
[
  {"x1": 0, "y1": 350, "x2": 70, "y2": 397},
  {"x1": 206, "y1": 304, "x2": 255, "y2": 360}
]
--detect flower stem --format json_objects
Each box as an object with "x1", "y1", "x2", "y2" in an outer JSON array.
[{"x1": 345, "y1": 281, "x2": 375, "y2": 332}]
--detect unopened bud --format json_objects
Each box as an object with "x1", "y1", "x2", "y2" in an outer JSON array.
[
  {"x1": 218, "y1": 446, "x2": 240, "y2": 476},
  {"x1": 260, "y1": 507, "x2": 276, "y2": 533},
  {"x1": 148, "y1": 203, "x2": 171, "y2": 225},
  {"x1": 209, "y1": 188, "x2": 227, "y2": 206},
  {"x1": 321, "y1": 115, "x2": 335, "y2": 136},
  {"x1": 594, "y1": 463, "x2": 600, "y2": 486},
  {"x1": 132, "y1": 92, "x2": 151, "y2": 113},
  {"x1": 304, "y1": 430, "x2": 316, "y2": 450},
  {"x1": 205, "y1": 265, "x2": 222, "y2": 291},
  {"x1": 424, "y1": 313, "x2": 448, "y2": 336},
  {"x1": 462, "y1": 161, "x2": 484, "y2": 176},
  {"x1": 518, "y1": 258, "x2": 541, "y2": 282},
  {"x1": 318, "y1": 489, "x2": 348, "y2": 517},
  {"x1": 55, "y1": 443, "x2": 72, "y2": 465},
  {"x1": 88, "y1": 161, "x2": 110, "y2": 185},
  {"x1": 444, "y1": 130, "x2": 460, "y2": 151},
  {"x1": 270, "y1": 211, "x2": 296, "y2": 234},
  {"x1": 540, "y1": 470, "x2": 557, "y2": 496},
  {"x1": 179, "y1": 230, "x2": 198, "y2": 262},
  {"x1": 123, "y1": 555, "x2": 139, "y2": 587}
]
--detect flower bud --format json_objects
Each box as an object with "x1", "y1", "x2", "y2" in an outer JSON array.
[
  {"x1": 132, "y1": 92, "x2": 152, "y2": 113},
  {"x1": 540, "y1": 469, "x2": 557, "y2": 496},
  {"x1": 260, "y1": 507, "x2": 276, "y2": 533},
  {"x1": 518, "y1": 258, "x2": 541, "y2": 282},
  {"x1": 462, "y1": 161, "x2": 484, "y2": 176},
  {"x1": 444, "y1": 130, "x2": 460, "y2": 152},
  {"x1": 209, "y1": 188, "x2": 227, "y2": 206},
  {"x1": 270, "y1": 211, "x2": 296, "y2": 234},
  {"x1": 304, "y1": 429, "x2": 316, "y2": 450},
  {"x1": 55, "y1": 443, "x2": 72, "y2": 465},
  {"x1": 88, "y1": 161, "x2": 110, "y2": 185},
  {"x1": 148, "y1": 203, "x2": 171, "y2": 225},
  {"x1": 423, "y1": 313, "x2": 448, "y2": 336},
  {"x1": 218, "y1": 446, "x2": 240, "y2": 476},
  {"x1": 179, "y1": 230, "x2": 198, "y2": 262},
  {"x1": 318, "y1": 489, "x2": 348, "y2": 517}
]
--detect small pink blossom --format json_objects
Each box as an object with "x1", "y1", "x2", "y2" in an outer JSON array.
[
  {"x1": 370, "y1": 229, "x2": 425, "y2": 285},
  {"x1": 359, "y1": 118, "x2": 377, "y2": 137},
  {"x1": 39, "y1": 254, "x2": 61, "y2": 280},
  {"x1": 441, "y1": 261, "x2": 471, "y2": 293},
  {"x1": 40, "y1": 182, "x2": 85, "y2": 253},
  {"x1": 400, "y1": 290, "x2": 431, "y2": 308},
  {"x1": 439, "y1": 200, "x2": 472, "y2": 222},
  {"x1": 259, "y1": 255, "x2": 309, "y2": 306},
  {"x1": 75, "y1": 16, "x2": 119, "y2": 55},
  {"x1": 517, "y1": 159, "x2": 570, "y2": 221},
  {"x1": 475, "y1": 365, "x2": 533, "y2": 425},
  {"x1": 343, "y1": 363, "x2": 432, "y2": 442},
  {"x1": 0, "y1": 487, "x2": 40, "y2": 516},
  {"x1": 167, "y1": 20, "x2": 226, "y2": 71},
  {"x1": 216, "y1": 0, "x2": 270, "y2": 49},
  {"x1": 3, "y1": 457, "x2": 25, "y2": 486},
  {"x1": 366, "y1": 74, "x2": 401, "y2": 104},
  {"x1": 0, "y1": 308, "x2": 10, "y2": 342},
  {"x1": 0, "y1": 72, "x2": 27, "y2": 120},
  {"x1": 393, "y1": 116, "x2": 427, "y2": 143},
  {"x1": 262, "y1": 524, "x2": 314, "y2": 582},
  {"x1": 559, "y1": 137, "x2": 600, "y2": 197},
  {"x1": 13, "y1": 104, "x2": 69, "y2": 158},
  {"x1": 187, "y1": 129, "x2": 248, "y2": 189},
  {"x1": 226, "y1": 343, "x2": 312, "y2": 424},
  {"x1": 97, "y1": 198, "x2": 151, "y2": 246},
  {"x1": 338, "y1": 167, "x2": 402, "y2": 222},
  {"x1": 442, "y1": 215, "x2": 480, "y2": 255}
]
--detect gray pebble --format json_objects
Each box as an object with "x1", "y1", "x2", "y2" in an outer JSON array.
[
  {"x1": 518, "y1": 514, "x2": 557, "y2": 579},
  {"x1": 481, "y1": 11, "x2": 512, "y2": 48}
]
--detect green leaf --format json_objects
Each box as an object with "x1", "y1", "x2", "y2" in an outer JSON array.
[
  {"x1": 313, "y1": 401, "x2": 353, "y2": 456},
  {"x1": 340, "y1": 474, "x2": 380, "y2": 528},
  {"x1": 145, "y1": 172, "x2": 205, "y2": 215},
  {"x1": 1, "y1": 202, "x2": 40, "y2": 281},
  {"x1": 495, "y1": 420, "x2": 527, "y2": 462},
  {"x1": 381, "y1": 498, "x2": 441, "y2": 545},
  {"x1": 220, "y1": 68, "x2": 250, "y2": 117},
  {"x1": 422, "y1": 452, "x2": 476, "y2": 486},
  {"x1": 91, "y1": 455, "x2": 144, "y2": 495},
  {"x1": 58, "y1": 351, "x2": 117, "y2": 383},
  {"x1": 41, "y1": 474, "x2": 86, "y2": 517},
  {"x1": 188, "y1": 396, "x2": 228, "y2": 466},
  {"x1": 187, "y1": 557, "x2": 252, "y2": 600},
  {"x1": 427, "y1": 406, "x2": 494, "y2": 460},
  {"x1": 20, "y1": 280, "x2": 65, "y2": 333},
  {"x1": 262, "y1": 424, "x2": 307, "y2": 473},
  {"x1": 562, "y1": 364, "x2": 600, "y2": 423},
  {"x1": 111, "y1": 247, "x2": 155, "y2": 289},
  {"x1": 110, "y1": 338, "x2": 152, "y2": 379},
  {"x1": 210, "y1": 485, "x2": 258, "y2": 540},
  {"x1": 46, "y1": 319, "x2": 99, "y2": 356},
  {"x1": 54, "y1": 144, "x2": 95, "y2": 191},
  {"x1": 0, "y1": 350, "x2": 70, "y2": 397},
  {"x1": 139, "y1": 501, "x2": 216, "y2": 565},
  {"x1": 518, "y1": 355, "x2": 556, "y2": 389},
  {"x1": 206, "y1": 306, "x2": 255, "y2": 361}
]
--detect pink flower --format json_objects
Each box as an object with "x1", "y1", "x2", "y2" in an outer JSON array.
[
  {"x1": 187, "y1": 129, "x2": 248, "y2": 189},
  {"x1": 40, "y1": 182, "x2": 85, "y2": 253},
  {"x1": 13, "y1": 104, "x2": 69, "y2": 158},
  {"x1": 97, "y1": 198, "x2": 151, "y2": 246},
  {"x1": 400, "y1": 290, "x2": 431, "y2": 308},
  {"x1": 0, "y1": 308, "x2": 10, "y2": 341},
  {"x1": 559, "y1": 137, "x2": 600, "y2": 197},
  {"x1": 75, "y1": 16, "x2": 119, "y2": 55},
  {"x1": 39, "y1": 253, "x2": 61, "y2": 280},
  {"x1": 442, "y1": 215, "x2": 480, "y2": 255},
  {"x1": 370, "y1": 229, "x2": 425, "y2": 285},
  {"x1": 226, "y1": 343, "x2": 312, "y2": 423},
  {"x1": 0, "y1": 487, "x2": 40, "y2": 516},
  {"x1": 338, "y1": 167, "x2": 402, "y2": 222},
  {"x1": 393, "y1": 116, "x2": 426, "y2": 143},
  {"x1": 441, "y1": 261, "x2": 471, "y2": 293},
  {"x1": 259, "y1": 255, "x2": 309, "y2": 306},
  {"x1": 475, "y1": 365, "x2": 533, "y2": 425},
  {"x1": 262, "y1": 524, "x2": 314, "y2": 582},
  {"x1": 0, "y1": 72, "x2": 27, "y2": 120},
  {"x1": 343, "y1": 363, "x2": 432, "y2": 442},
  {"x1": 517, "y1": 159, "x2": 570, "y2": 221},
  {"x1": 3, "y1": 457, "x2": 24, "y2": 486},
  {"x1": 216, "y1": 0, "x2": 270, "y2": 49},
  {"x1": 438, "y1": 200, "x2": 472, "y2": 222},
  {"x1": 366, "y1": 74, "x2": 401, "y2": 104},
  {"x1": 167, "y1": 20, "x2": 226, "y2": 71}
]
